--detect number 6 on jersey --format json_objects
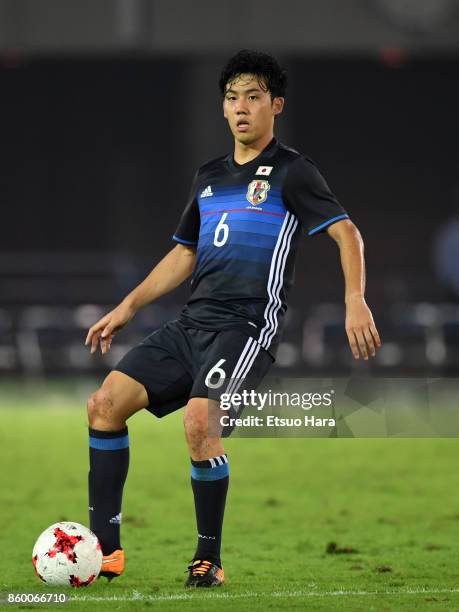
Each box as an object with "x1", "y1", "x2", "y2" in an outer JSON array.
[{"x1": 214, "y1": 213, "x2": 229, "y2": 247}]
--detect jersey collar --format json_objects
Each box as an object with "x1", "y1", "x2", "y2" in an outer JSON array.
[{"x1": 226, "y1": 137, "x2": 279, "y2": 173}]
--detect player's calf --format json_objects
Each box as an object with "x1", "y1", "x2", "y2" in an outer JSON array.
[
  {"x1": 183, "y1": 398, "x2": 229, "y2": 582},
  {"x1": 183, "y1": 398, "x2": 224, "y2": 460},
  {"x1": 87, "y1": 372, "x2": 148, "y2": 569}
]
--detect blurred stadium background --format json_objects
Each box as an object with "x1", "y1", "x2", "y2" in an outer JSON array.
[
  {"x1": 1, "y1": 0, "x2": 459, "y2": 381},
  {"x1": 2, "y1": 2, "x2": 459, "y2": 607}
]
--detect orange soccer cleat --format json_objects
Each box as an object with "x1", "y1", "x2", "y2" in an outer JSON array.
[
  {"x1": 185, "y1": 559, "x2": 225, "y2": 588},
  {"x1": 99, "y1": 549, "x2": 125, "y2": 581}
]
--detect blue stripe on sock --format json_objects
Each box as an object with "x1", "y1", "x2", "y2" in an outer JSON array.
[
  {"x1": 191, "y1": 463, "x2": 229, "y2": 481},
  {"x1": 89, "y1": 434, "x2": 129, "y2": 450}
]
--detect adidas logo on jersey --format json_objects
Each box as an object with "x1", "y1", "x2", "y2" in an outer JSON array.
[{"x1": 200, "y1": 185, "x2": 213, "y2": 198}]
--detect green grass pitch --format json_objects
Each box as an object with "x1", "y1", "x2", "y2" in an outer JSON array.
[{"x1": 1, "y1": 381, "x2": 459, "y2": 610}]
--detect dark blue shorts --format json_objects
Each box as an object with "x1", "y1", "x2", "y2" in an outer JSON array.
[{"x1": 115, "y1": 320, "x2": 273, "y2": 418}]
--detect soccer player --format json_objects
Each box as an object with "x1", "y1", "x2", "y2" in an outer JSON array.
[{"x1": 85, "y1": 49, "x2": 381, "y2": 587}]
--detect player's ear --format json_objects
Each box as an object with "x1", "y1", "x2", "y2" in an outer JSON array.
[
  {"x1": 272, "y1": 97, "x2": 285, "y2": 116},
  {"x1": 223, "y1": 99, "x2": 227, "y2": 119}
]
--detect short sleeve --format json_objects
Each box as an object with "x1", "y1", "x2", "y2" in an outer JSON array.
[
  {"x1": 172, "y1": 172, "x2": 200, "y2": 245},
  {"x1": 283, "y1": 157, "x2": 349, "y2": 236}
]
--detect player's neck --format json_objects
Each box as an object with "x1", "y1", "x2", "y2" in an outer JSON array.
[{"x1": 233, "y1": 132, "x2": 274, "y2": 165}]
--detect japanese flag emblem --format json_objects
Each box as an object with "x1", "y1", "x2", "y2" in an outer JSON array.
[{"x1": 256, "y1": 166, "x2": 273, "y2": 176}]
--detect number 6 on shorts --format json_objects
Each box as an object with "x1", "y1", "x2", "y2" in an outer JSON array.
[{"x1": 205, "y1": 359, "x2": 227, "y2": 389}]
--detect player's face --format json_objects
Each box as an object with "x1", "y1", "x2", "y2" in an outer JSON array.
[{"x1": 223, "y1": 74, "x2": 284, "y2": 145}]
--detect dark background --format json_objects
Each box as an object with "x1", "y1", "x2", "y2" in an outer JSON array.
[{"x1": 1, "y1": 0, "x2": 459, "y2": 377}]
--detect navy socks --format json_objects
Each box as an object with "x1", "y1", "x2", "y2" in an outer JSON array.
[
  {"x1": 88, "y1": 427, "x2": 229, "y2": 566},
  {"x1": 190, "y1": 454, "x2": 229, "y2": 567},
  {"x1": 88, "y1": 427, "x2": 129, "y2": 554}
]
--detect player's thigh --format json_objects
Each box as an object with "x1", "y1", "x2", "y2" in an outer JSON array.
[
  {"x1": 101, "y1": 370, "x2": 149, "y2": 417},
  {"x1": 87, "y1": 370, "x2": 148, "y2": 428}
]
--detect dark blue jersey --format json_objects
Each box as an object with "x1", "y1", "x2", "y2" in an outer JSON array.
[{"x1": 173, "y1": 138, "x2": 348, "y2": 356}]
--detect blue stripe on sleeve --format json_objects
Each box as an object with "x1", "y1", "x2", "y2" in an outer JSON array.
[
  {"x1": 308, "y1": 214, "x2": 349, "y2": 236},
  {"x1": 172, "y1": 234, "x2": 197, "y2": 245},
  {"x1": 191, "y1": 463, "x2": 229, "y2": 481},
  {"x1": 89, "y1": 434, "x2": 130, "y2": 450}
]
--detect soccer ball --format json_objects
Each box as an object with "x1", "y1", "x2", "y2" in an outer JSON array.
[{"x1": 32, "y1": 522, "x2": 102, "y2": 587}]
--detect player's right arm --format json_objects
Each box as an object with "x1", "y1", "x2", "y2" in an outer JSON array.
[
  {"x1": 87, "y1": 169, "x2": 201, "y2": 355},
  {"x1": 85, "y1": 243, "x2": 196, "y2": 355}
]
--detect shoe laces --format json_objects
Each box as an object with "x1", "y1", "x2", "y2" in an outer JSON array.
[{"x1": 187, "y1": 559, "x2": 213, "y2": 576}]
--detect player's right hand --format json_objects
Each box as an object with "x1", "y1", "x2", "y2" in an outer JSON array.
[{"x1": 85, "y1": 302, "x2": 135, "y2": 355}]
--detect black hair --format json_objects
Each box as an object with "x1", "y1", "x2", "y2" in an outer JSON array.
[{"x1": 219, "y1": 49, "x2": 287, "y2": 99}]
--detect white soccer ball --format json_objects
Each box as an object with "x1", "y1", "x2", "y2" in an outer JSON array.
[{"x1": 32, "y1": 522, "x2": 102, "y2": 587}]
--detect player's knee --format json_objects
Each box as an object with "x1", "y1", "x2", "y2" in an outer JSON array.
[
  {"x1": 87, "y1": 388, "x2": 115, "y2": 428},
  {"x1": 183, "y1": 400, "x2": 208, "y2": 442}
]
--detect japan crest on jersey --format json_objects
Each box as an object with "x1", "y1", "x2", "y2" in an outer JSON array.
[{"x1": 246, "y1": 180, "x2": 270, "y2": 206}]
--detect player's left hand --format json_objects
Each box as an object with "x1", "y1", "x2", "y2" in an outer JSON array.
[{"x1": 345, "y1": 296, "x2": 381, "y2": 360}]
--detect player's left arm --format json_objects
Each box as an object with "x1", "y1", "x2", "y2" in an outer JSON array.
[{"x1": 326, "y1": 219, "x2": 382, "y2": 360}]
